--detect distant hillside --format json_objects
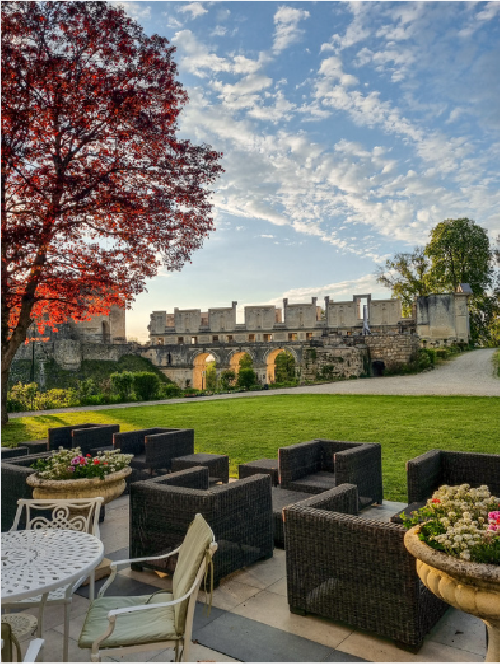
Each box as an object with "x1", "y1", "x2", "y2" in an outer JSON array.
[{"x1": 9, "y1": 355, "x2": 173, "y2": 389}]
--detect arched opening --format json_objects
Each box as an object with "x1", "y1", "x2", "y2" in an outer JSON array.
[
  {"x1": 266, "y1": 348, "x2": 285, "y2": 383},
  {"x1": 229, "y1": 352, "x2": 248, "y2": 378},
  {"x1": 193, "y1": 353, "x2": 215, "y2": 390}
]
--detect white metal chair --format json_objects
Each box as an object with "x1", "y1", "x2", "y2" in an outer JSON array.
[
  {"x1": 78, "y1": 512, "x2": 217, "y2": 662},
  {"x1": 2, "y1": 622, "x2": 44, "y2": 662},
  {"x1": 3, "y1": 498, "x2": 103, "y2": 662}
]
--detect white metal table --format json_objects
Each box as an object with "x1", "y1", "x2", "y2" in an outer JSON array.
[{"x1": 1, "y1": 529, "x2": 104, "y2": 602}]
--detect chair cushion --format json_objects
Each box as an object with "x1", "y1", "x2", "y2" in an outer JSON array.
[
  {"x1": 78, "y1": 593, "x2": 177, "y2": 649},
  {"x1": 173, "y1": 513, "x2": 213, "y2": 634},
  {"x1": 288, "y1": 471, "x2": 337, "y2": 494}
]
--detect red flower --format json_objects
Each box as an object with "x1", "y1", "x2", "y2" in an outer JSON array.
[
  {"x1": 104, "y1": 462, "x2": 108, "y2": 465},
  {"x1": 86, "y1": 454, "x2": 91, "y2": 457},
  {"x1": 94, "y1": 459, "x2": 100, "y2": 465},
  {"x1": 431, "y1": 498, "x2": 441, "y2": 503}
]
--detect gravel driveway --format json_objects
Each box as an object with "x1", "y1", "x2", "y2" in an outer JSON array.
[{"x1": 8, "y1": 349, "x2": 498, "y2": 420}]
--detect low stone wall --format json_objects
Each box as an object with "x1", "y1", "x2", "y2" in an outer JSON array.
[
  {"x1": 301, "y1": 345, "x2": 366, "y2": 381},
  {"x1": 365, "y1": 334, "x2": 420, "y2": 370}
]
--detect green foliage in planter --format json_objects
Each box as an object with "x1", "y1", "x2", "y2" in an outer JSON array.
[{"x1": 237, "y1": 367, "x2": 257, "y2": 388}]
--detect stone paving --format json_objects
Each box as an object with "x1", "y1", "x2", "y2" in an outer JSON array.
[{"x1": 15, "y1": 495, "x2": 488, "y2": 663}]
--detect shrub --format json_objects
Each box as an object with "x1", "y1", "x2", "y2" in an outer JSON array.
[
  {"x1": 110, "y1": 371, "x2": 134, "y2": 400},
  {"x1": 161, "y1": 383, "x2": 182, "y2": 398},
  {"x1": 237, "y1": 367, "x2": 257, "y2": 388},
  {"x1": 132, "y1": 372, "x2": 161, "y2": 400}
]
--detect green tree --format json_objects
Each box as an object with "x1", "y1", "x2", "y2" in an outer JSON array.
[
  {"x1": 237, "y1": 367, "x2": 256, "y2": 388},
  {"x1": 274, "y1": 351, "x2": 296, "y2": 382},
  {"x1": 205, "y1": 362, "x2": 217, "y2": 391},
  {"x1": 239, "y1": 353, "x2": 253, "y2": 369},
  {"x1": 425, "y1": 218, "x2": 493, "y2": 296},
  {"x1": 376, "y1": 247, "x2": 432, "y2": 316},
  {"x1": 220, "y1": 369, "x2": 236, "y2": 390}
]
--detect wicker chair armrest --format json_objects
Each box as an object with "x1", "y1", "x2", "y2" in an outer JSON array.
[
  {"x1": 284, "y1": 483, "x2": 358, "y2": 515},
  {"x1": 279, "y1": 440, "x2": 322, "y2": 486},
  {"x1": 407, "y1": 450, "x2": 442, "y2": 503}
]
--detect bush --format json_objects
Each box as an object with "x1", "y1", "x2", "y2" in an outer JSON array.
[
  {"x1": 237, "y1": 367, "x2": 257, "y2": 388},
  {"x1": 436, "y1": 349, "x2": 449, "y2": 360},
  {"x1": 110, "y1": 371, "x2": 134, "y2": 400},
  {"x1": 132, "y1": 372, "x2": 161, "y2": 400},
  {"x1": 161, "y1": 383, "x2": 182, "y2": 398}
]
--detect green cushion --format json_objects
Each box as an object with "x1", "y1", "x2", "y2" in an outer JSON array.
[
  {"x1": 78, "y1": 593, "x2": 177, "y2": 649},
  {"x1": 173, "y1": 513, "x2": 214, "y2": 633}
]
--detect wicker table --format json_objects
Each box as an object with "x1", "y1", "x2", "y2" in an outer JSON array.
[
  {"x1": 239, "y1": 459, "x2": 279, "y2": 486},
  {"x1": 171, "y1": 453, "x2": 230, "y2": 484}
]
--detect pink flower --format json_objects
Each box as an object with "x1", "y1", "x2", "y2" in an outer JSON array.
[
  {"x1": 71, "y1": 457, "x2": 79, "y2": 465},
  {"x1": 487, "y1": 524, "x2": 498, "y2": 532}
]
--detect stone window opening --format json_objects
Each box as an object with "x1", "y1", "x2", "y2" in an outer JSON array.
[
  {"x1": 178, "y1": 337, "x2": 184, "y2": 344},
  {"x1": 212, "y1": 335, "x2": 218, "y2": 342},
  {"x1": 264, "y1": 333, "x2": 273, "y2": 342},
  {"x1": 226, "y1": 334, "x2": 233, "y2": 342},
  {"x1": 191, "y1": 336, "x2": 198, "y2": 344},
  {"x1": 288, "y1": 333, "x2": 297, "y2": 341},
  {"x1": 248, "y1": 334, "x2": 255, "y2": 342}
]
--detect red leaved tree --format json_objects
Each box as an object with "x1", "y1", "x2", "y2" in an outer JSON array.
[{"x1": 1, "y1": 2, "x2": 222, "y2": 423}]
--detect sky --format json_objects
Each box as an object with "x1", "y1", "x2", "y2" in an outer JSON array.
[{"x1": 112, "y1": 1, "x2": 500, "y2": 342}]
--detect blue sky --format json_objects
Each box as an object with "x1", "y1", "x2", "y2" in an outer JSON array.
[{"x1": 113, "y1": 1, "x2": 500, "y2": 341}]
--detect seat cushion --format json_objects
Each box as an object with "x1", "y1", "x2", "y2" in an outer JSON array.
[
  {"x1": 78, "y1": 593, "x2": 177, "y2": 649},
  {"x1": 288, "y1": 471, "x2": 337, "y2": 494}
]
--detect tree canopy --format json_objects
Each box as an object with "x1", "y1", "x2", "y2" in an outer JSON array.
[
  {"x1": 1, "y1": 1, "x2": 222, "y2": 422},
  {"x1": 376, "y1": 218, "x2": 497, "y2": 343}
]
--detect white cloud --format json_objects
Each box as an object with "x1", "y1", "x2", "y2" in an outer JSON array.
[
  {"x1": 111, "y1": 2, "x2": 151, "y2": 22},
  {"x1": 210, "y1": 25, "x2": 227, "y2": 37},
  {"x1": 272, "y1": 5, "x2": 310, "y2": 54},
  {"x1": 178, "y1": 2, "x2": 207, "y2": 20},
  {"x1": 320, "y1": 3, "x2": 370, "y2": 53}
]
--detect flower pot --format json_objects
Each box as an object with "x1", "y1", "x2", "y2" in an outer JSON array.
[
  {"x1": 404, "y1": 525, "x2": 500, "y2": 662},
  {"x1": 26, "y1": 467, "x2": 132, "y2": 504}
]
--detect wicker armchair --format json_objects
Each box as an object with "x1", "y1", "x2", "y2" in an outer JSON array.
[
  {"x1": 407, "y1": 450, "x2": 500, "y2": 503},
  {"x1": 113, "y1": 428, "x2": 194, "y2": 477},
  {"x1": 130, "y1": 468, "x2": 273, "y2": 587},
  {"x1": 279, "y1": 439, "x2": 383, "y2": 507},
  {"x1": 283, "y1": 485, "x2": 448, "y2": 649},
  {"x1": 1, "y1": 452, "x2": 52, "y2": 531},
  {"x1": 47, "y1": 424, "x2": 119, "y2": 453}
]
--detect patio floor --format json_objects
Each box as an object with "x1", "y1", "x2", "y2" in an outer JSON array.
[{"x1": 16, "y1": 494, "x2": 487, "y2": 662}]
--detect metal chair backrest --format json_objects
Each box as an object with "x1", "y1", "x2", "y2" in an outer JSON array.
[{"x1": 11, "y1": 498, "x2": 103, "y2": 538}]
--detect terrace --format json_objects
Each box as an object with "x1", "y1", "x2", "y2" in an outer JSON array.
[{"x1": 9, "y1": 492, "x2": 488, "y2": 663}]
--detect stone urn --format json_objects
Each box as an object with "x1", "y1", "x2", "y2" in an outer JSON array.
[
  {"x1": 26, "y1": 467, "x2": 132, "y2": 504},
  {"x1": 404, "y1": 525, "x2": 500, "y2": 662}
]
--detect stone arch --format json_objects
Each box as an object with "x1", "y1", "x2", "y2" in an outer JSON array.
[
  {"x1": 229, "y1": 351, "x2": 253, "y2": 377},
  {"x1": 192, "y1": 352, "x2": 217, "y2": 390},
  {"x1": 265, "y1": 347, "x2": 297, "y2": 383}
]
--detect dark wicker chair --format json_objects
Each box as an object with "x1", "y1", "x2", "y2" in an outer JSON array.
[
  {"x1": 47, "y1": 423, "x2": 119, "y2": 455},
  {"x1": 283, "y1": 485, "x2": 448, "y2": 650},
  {"x1": 279, "y1": 439, "x2": 383, "y2": 507},
  {"x1": 1, "y1": 452, "x2": 52, "y2": 530},
  {"x1": 407, "y1": 450, "x2": 500, "y2": 503},
  {"x1": 1, "y1": 447, "x2": 28, "y2": 459},
  {"x1": 113, "y1": 427, "x2": 194, "y2": 477},
  {"x1": 130, "y1": 468, "x2": 273, "y2": 587}
]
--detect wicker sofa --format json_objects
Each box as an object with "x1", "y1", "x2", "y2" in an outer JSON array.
[
  {"x1": 113, "y1": 427, "x2": 194, "y2": 477},
  {"x1": 279, "y1": 439, "x2": 383, "y2": 507},
  {"x1": 283, "y1": 484, "x2": 448, "y2": 649},
  {"x1": 407, "y1": 450, "x2": 500, "y2": 503},
  {"x1": 130, "y1": 467, "x2": 273, "y2": 587}
]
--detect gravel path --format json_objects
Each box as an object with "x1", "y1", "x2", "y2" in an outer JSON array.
[{"x1": 7, "y1": 349, "x2": 499, "y2": 420}]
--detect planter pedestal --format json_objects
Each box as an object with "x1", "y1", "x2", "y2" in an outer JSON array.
[
  {"x1": 26, "y1": 467, "x2": 132, "y2": 504},
  {"x1": 405, "y1": 526, "x2": 500, "y2": 662}
]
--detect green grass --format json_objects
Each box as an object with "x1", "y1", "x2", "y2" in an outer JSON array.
[{"x1": 3, "y1": 394, "x2": 498, "y2": 501}]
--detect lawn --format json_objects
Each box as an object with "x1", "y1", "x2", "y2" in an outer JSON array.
[{"x1": 3, "y1": 394, "x2": 498, "y2": 501}]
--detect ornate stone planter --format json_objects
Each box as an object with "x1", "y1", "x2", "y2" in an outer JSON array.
[
  {"x1": 26, "y1": 467, "x2": 132, "y2": 504},
  {"x1": 404, "y1": 525, "x2": 500, "y2": 662}
]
